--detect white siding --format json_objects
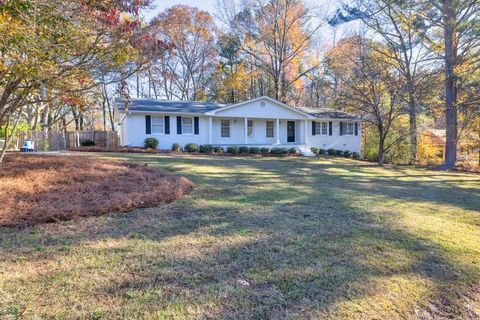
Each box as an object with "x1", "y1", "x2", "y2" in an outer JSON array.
[
  {"x1": 214, "y1": 99, "x2": 307, "y2": 119},
  {"x1": 121, "y1": 112, "x2": 361, "y2": 153},
  {"x1": 307, "y1": 121, "x2": 361, "y2": 153},
  {"x1": 125, "y1": 113, "x2": 209, "y2": 149}
]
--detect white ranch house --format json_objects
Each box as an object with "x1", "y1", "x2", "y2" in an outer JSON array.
[{"x1": 116, "y1": 96, "x2": 362, "y2": 156}]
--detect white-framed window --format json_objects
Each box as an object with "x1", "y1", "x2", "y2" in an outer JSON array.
[
  {"x1": 342, "y1": 122, "x2": 354, "y2": 135},
  {"x1": 151, "y1": 116, "x2": 164, "y2": 134},
  {"x1": 266, "y1": 120, "x2": 274, "y2": 138},
  {"x1": 182, "y1": 117, "x2": 193, "y2": 134},
  {"x1": 221, "y1": 119, "x2": 230, "y2": 138},
  {"x1": 247, "y1": 119, "x2": 253, "y2": 137},
  {"x1": 314, "y1": 121, "x2": 328, "y2": 135},
  {"x1": 321, "y1": 122, "x2": 328, "y2": 135}
]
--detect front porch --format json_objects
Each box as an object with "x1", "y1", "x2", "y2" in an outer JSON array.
[{"x1": 208, "y1": 117, "x2": 310, "y2": 146}]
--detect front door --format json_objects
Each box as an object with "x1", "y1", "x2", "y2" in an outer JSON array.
[{"x1": 287, "y1": 121, "x2": 295, "y2": 142}]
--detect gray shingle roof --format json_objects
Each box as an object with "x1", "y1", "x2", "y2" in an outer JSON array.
[
  {"x1": 300, "y1": 108, "x2": 362, "y2": 120},
  {"x1": 115, "y1": 98, "x2": 226, "y2": 113},
  {"x1": 115, "y1": 97, "x2": 362, "y2": 120}
]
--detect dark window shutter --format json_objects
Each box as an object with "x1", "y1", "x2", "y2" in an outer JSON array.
[
  {"x1": 177, "y1": 116, "x2": 182, "y2": 134},
  {"x1": 164, "y1": 116, "x2": 170, "y2": 134},
  {"x1": 329, "y1": 121, "x2": 332, "y2": 136},
  {"x1": 145, "y1": 115, "x2": 151, "y2": 134},
  {"x1": 312, "y1": 121, "x2": 316, "y2": 136},
  {"x1": 355, "y1": 122, "x2": 358, "y2": 136},
  {"x1": 339, "y1": 122, "x2": 344, "y2": 136},
  {"x1": 194, "y1": 117, "x2": 199, "y2": 135}
]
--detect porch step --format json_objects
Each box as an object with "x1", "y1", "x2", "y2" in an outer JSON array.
[
  {"x1": 300, "y1": 151, "x2": 315, "y2": 157},
  {"x1": 297, "y1": 146, "x2": 315, "y2": 157}
]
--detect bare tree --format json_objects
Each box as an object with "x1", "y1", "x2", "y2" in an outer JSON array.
[
  {"x1": 149, "y1": 5, "x2": 218, "y2": 101},
  {"x1": 419, "y1": 0, "x2": 480, "y2": 168},
  {"x1": 220, "y1": 0, "x2": 322, "y2": 102},
  {"x1": 333, "y1": 37, "x2": 406, "y2": 165},
  {"x1": 330, "y1": 0, "x2": 435, "y2": 163}
]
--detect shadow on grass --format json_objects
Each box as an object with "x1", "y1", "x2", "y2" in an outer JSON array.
[{"x1": 0, "y1": 154, "x2": 479, "y2": 318}]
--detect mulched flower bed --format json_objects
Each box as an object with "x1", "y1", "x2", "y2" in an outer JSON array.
[{"x1": 0, "y1": 154, "x2": 194, "y2": 227}]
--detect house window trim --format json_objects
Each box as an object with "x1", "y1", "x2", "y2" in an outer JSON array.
[
  {"x1": 247, "y1": 119, "x2": 254, "y2": 138},
  {"x1": 266, "y1": 120, "x2": 275, "y2": 138},
  {"x1": 343, "y1": 122, "x2": 354, "y2": 135},
  {"x1": 181, "y1": 116, "x2": 194, "y2": 135},
  {"x1": 314, "y1": 121, "x2": 329, "y2": 135},
  {"x1": 221, "y1": 119, "x2": 230, "y2": 138},
  {"x1": 151, "y1": 116, "x2": 165, "y2": 135},
  {"x1": 321, "y1": 122, "x2": 328, "y2": 135}
]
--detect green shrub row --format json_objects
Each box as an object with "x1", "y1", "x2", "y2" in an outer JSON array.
[
  {"x1": 145, "y1": 139, "x2": 300, "y2": 156},
  {"x1": 311, "y1": 147, "x2": 360, "y2": 159},
  {"x1": 145, "y1": 138, "x2": 356, "y2": 159},
  {"x1": 167, "y1": 142, "x2": 299, "y2": 155}
]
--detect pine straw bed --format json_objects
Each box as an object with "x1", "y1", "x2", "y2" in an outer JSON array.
[{"x1": 0, "y1": 154, "x2": 194, "y2": 227}]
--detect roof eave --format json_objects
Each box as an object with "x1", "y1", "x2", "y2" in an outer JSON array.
[{"x1": 205, "y1": 96, "x2": 315, "y2": 118}]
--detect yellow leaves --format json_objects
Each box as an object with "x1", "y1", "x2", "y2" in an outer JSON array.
[{"x1": 224, "y1": 63, "x2": 248, "y2": 90}]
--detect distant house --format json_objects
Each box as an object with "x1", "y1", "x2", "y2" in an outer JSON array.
[
  {"x1": 115, "y1": 96, "x2": 362, "y2": 156},
  {"x1": 418, "y1": 128, "x2": 479, "y2": 165},
  {"x1": 418, "y1": 129, "x2": 446, "y2": 164}
]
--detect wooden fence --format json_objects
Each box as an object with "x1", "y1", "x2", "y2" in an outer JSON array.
[{"x1": 11, "y1": 130, "x2": 119, "y2": 151}]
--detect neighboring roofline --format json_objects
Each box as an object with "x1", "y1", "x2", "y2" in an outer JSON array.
[{"x1": 205, "y1": 96, "x2": 315, "y2": 118}]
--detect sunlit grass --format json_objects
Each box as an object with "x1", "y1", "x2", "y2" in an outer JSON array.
[{"x1": 0, "y1": 153, "x2": 479, "y2": 319}]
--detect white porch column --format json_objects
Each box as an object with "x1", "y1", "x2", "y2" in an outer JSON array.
[
  {"x1": 304, "y1": 119, "x2": 309, "y2": 144},
  {"x1": 208, "y1": 116, "x2": 213, "y2": 144},
  {"x1": 244, "y1": 117, "x2": 248, "y2": 144},
  {"x1": 276, "y1": 118, "x2": 280, "y2": 144}
]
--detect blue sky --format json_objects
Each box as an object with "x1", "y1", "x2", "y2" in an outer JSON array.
[
  {"x1": 143, "y1": 0, "x2": 342, "y2": 21},
  {"x1": 141, "y1": 0, "x2": 353, "y2": 46},
  {"x1": 144, "y1": 0, "x2": 218, "y2": 20}
]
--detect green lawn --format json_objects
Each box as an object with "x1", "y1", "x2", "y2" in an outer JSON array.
[{"x1": 1, "y1": 154, "x2": 479, "y2": 319}]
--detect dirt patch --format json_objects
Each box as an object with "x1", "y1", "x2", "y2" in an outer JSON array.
[{"x1": 0, "y1": 154, "x2": 193, "y2": 227}]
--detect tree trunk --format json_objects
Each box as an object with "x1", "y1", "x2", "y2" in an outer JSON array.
[
  {"x1": 406, "y1": 79, "x2": 417, "y2": 163},
  {"x1": 0, "y1": 114, "x2": 20, "y2": 164},
  {"x1": 136, "y1": 72, "x2": 140, "y2": 98},
  {"x1": 442, "y1": 0, "x2": 458, "y2": 169},
  {"x1": 378, "y1": 136, "x2": 385, "y2": 166},
  {"x1": 102, "y1": 98, "x2": 107, "y2": 131},
  {"x1": 72, "y1": 108, "x2": 80, "y2": 131}
]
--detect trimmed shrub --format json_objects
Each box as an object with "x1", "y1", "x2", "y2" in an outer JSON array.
[
  {"x1": 144, "y1": 137, "x2": 159, "y2": 149},
  {"x1": 342, "y1": 150, "x2": 351, "y2": 158},
  {"x1": 352, "y1": 152, "x2": 360, "y2": 159},
  {"x1": 184, "y1": 143, "x2": 199, "y2": 152},
  {"x1": 335, "y1": 149, "x2": 343, "y2": 156},
  {"x1": 249, "y1": 147, "x2": 261, "y2": 154},
  {"x1": 227, "y1": 146, "x2": 239, "y2": 154},
  {"x1": 260, "y1": 147, "x2": 270, "y2": 154},
  {"x1": 318, "y1": 148, "x2": 326, "y2": 155},
  {"x1": 310, "y1": 147, "x2": 319, "y2": 155},
  {"x1": 327, "y1": 148, "x2": 336, "y2": 155},
  {"x1": 80, "y1": 139, "x2": 95, "y2": 147},
  {"x1": 199, "y1": 144, "x2": 213, "y2": 153},
  {"x1": 171, "y1": 143, "x2": 182, "y2": 152},
  {"x1": 239, "y1": 146, "x2": 249, "y2": 154},
  {"x1": 288, "y1": 147, "x2": 298, "y2": 155},
  {"x1": 270, "y1": 147, "x2": 289, "y2": 155},
  {"x1": 213, "y1": 146, "x2": 224, "y2": 154}
]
